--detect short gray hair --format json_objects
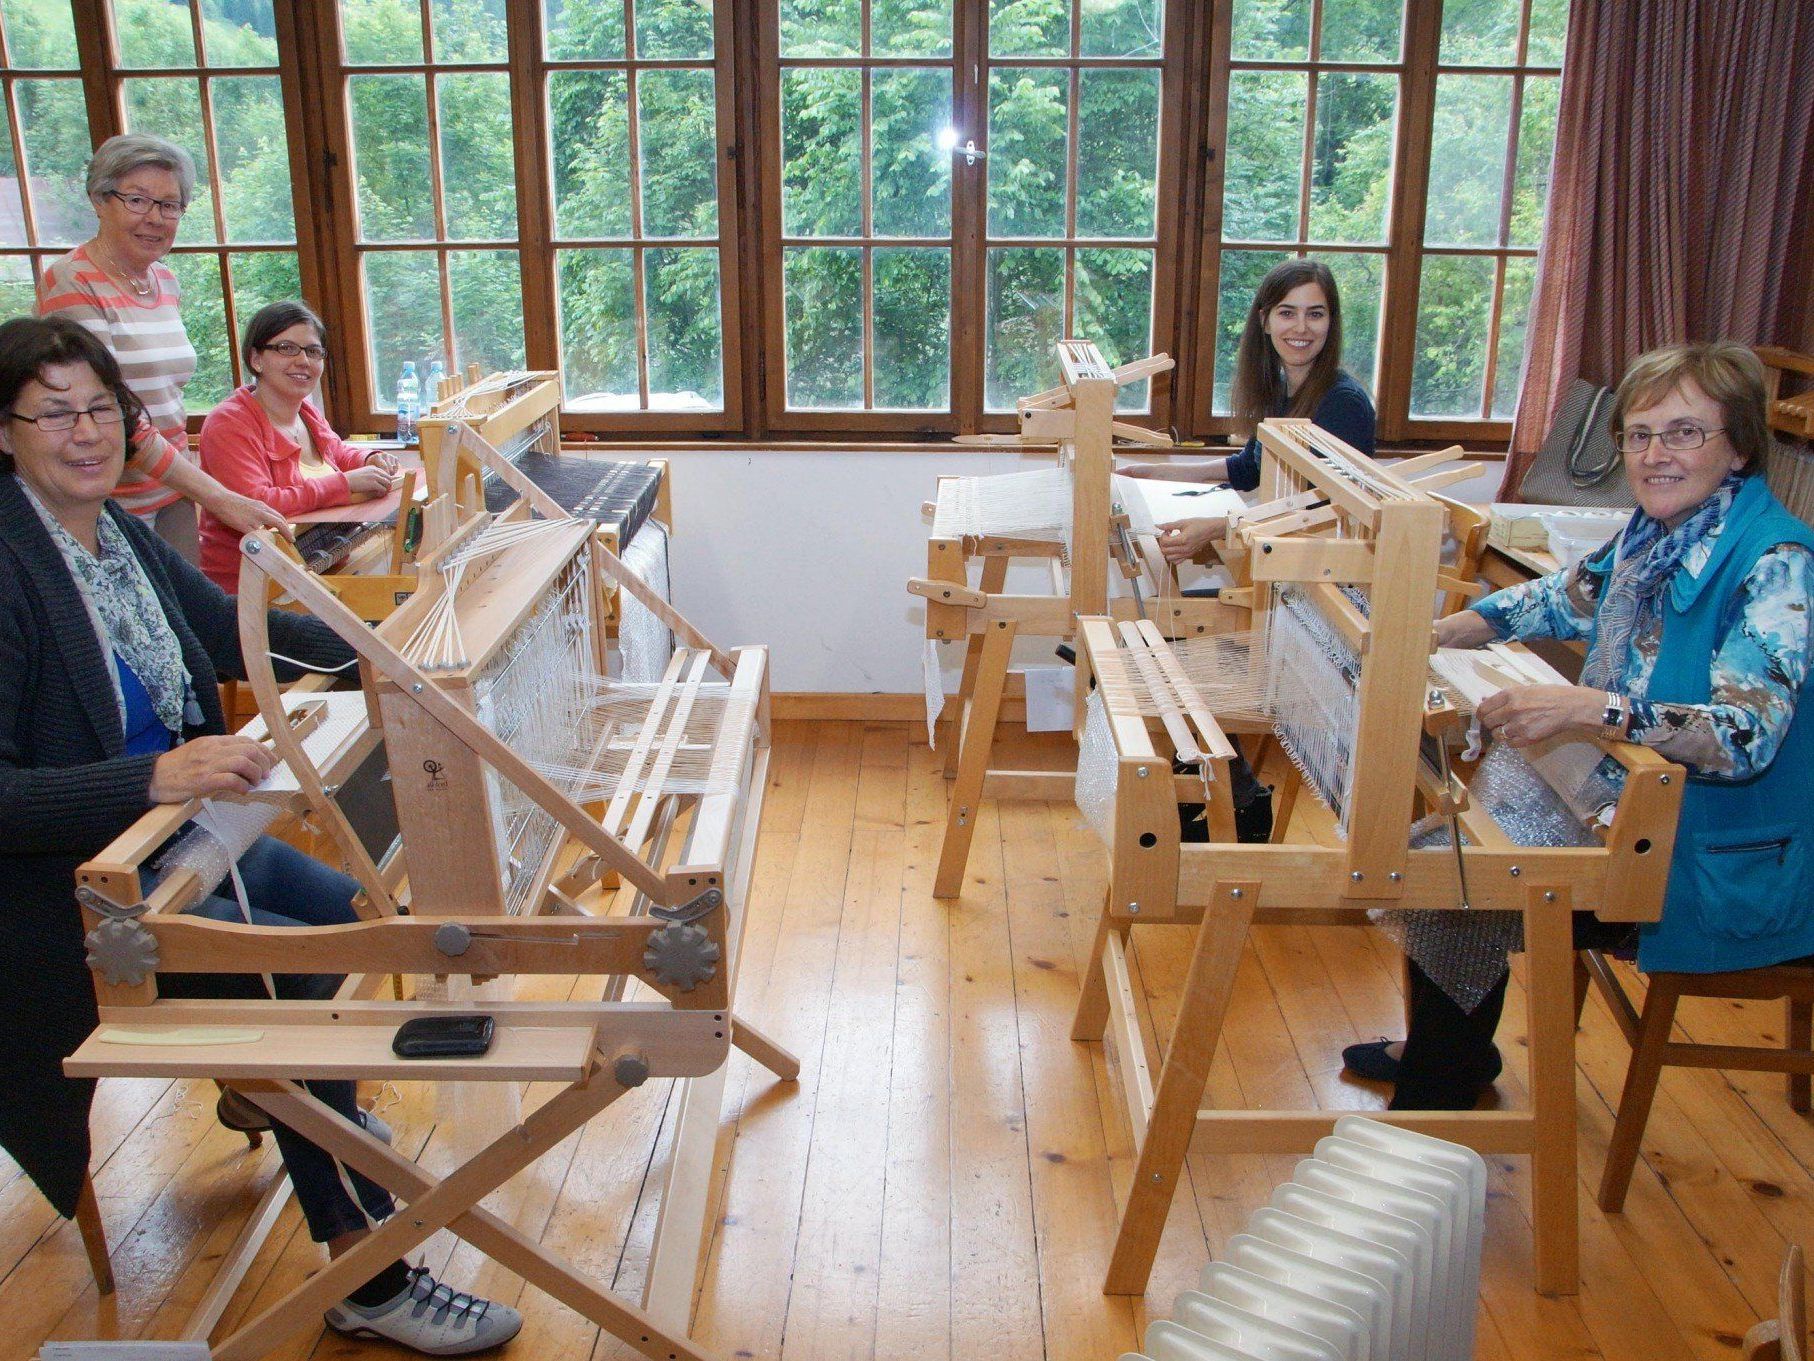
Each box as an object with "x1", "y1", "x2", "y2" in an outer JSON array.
[{"x1": 86, "y1": 133, "x2": 196, "y2": 208}]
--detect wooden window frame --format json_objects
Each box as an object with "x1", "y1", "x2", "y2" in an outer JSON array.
[
  {"x1": 1189, "y1": 0, "x2": 1565, "y2": 449},
  {"x1": 0, "y1": 5, "x2": 96, "y2": 309}
]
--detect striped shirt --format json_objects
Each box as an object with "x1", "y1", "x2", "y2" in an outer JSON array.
[{"x1": 38, "y1": 245, "x2": 197, "y2": 518}]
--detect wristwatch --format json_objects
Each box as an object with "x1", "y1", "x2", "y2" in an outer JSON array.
[{"x1": 1600, "y1": 691, "x2": 1628, "y2": 740}]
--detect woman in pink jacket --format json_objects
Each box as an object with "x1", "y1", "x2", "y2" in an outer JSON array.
[{"x1": 197, "y1": 301, "x2": 397, "y2": 591}]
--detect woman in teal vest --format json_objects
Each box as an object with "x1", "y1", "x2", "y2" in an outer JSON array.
[{"x1": 1343, "y1": 341, "x2": 1814, "y2": 1110}]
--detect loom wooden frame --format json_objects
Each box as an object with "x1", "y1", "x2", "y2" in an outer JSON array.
[
  {"x1": 64, "y1": 475, "x2": 793, "y2": 1361},
  {"x1": 1069, "y1": 417, "x2": 1687, "y2": 1299}
]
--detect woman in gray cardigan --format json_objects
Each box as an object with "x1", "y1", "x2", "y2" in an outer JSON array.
[{"x1": 0, "y1": 316, "x2": 518, "y2": 1355}]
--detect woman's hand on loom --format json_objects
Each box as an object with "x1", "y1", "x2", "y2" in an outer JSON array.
[
  {"x1": 1433, "y1": 610, "x2": 1497, "y2": 649},
  {"x1": 1156, "y1": 516, "x2": 1227, "y2": 564},
  {"x1": 363, "y1": 449, "x2": 400, "y2": 474},
  {"x1": 1476, "y1": 684, "x2": 1608, "y2": 748},
  {"x1": 149, "y1": 736, "x2": 278, "y2": 803},
  {"x1": 345, "y1": 464, "x2": 400, "y2": 499},
  {"x1": 205, "y1": 486, "x2": 289, "y2": 539}
]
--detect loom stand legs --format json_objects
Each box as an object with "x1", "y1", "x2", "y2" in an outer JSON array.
[
  {"x1": 934, "y1": 618, "x2": 1016, "y2": 898},
  {"x1": 942, "y1": 555, "x2": 1009, "y2": 777}
]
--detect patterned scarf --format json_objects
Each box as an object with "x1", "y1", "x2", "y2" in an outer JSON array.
[
  {"x1": 1579, "y1": 475, "x2": 1743, "y2": 696},
  {"x1": 27, "y1": 492, "x2": 191, "y2": 734}
]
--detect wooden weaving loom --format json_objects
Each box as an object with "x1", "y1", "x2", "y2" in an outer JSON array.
[
  {"x1": 910, "y1": 340, "x2": 1203, "y2": 897},
  {"x1": 63, "y1": 459, "x2": 791, "y2": 1361},
  {"x1": 1069, "y1": 417, "x2": 1686, "y2": 1299}
]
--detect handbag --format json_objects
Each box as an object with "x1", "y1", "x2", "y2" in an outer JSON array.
[{"x1": 1515, "y1": 379, "x2": 1636, "y2": 508}]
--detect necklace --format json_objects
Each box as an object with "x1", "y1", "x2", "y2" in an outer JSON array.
[{"x1": 92, "y1": 240, "x2": 153, "y2": 298}]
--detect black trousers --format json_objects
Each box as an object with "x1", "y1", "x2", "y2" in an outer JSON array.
[{"x1": 1390, "y1": 912, "x2": 1633, "y2": 1110}]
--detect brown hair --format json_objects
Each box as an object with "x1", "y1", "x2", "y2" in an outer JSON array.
[
  {"x1": 1610, "y1": 341, "x2": 1771, "y2": 476},
  {"x1": 1230, "y1": 257, "x2": 1344, "y2": 440},
  {"x1": 241, "y1": 299, "x2": 327, "y2": 378},
  {"x1": 0, "y1": 315, "x2": 145, "y2": 474}
]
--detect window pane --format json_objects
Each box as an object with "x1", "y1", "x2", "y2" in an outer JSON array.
[
  {"x1": 343, "y1": 0, "x2": 424, "y2": 64},
  {"x1": 1224, "y1": 71, "x2": 1304, "y2": 241},
  {"x1": 1231, "y1": 0, "x2": 1308, "y2": 61},
  {"x1": 874, "y1": 246, "x2": 949, "y2": 409},
  {"x1": 200, "y1": 0, "x2": 277, "y2": 65},
  {"x1": 1319, "y1": 0, "x2": 1402, "y2": 63},
  {"x1": 1075, "y1": 247, "x2": 1152, "y2": 410},
  {"x1": 1527, "y1": 0, "x2": 1568, "y2": 65},
  {"x1": 1423, "y1": 75, "x2": 1510, "y2": 247},
  {"x1": 1077, "y1": 69, "x2": 1158, "y2": 239},
  {"x1": 1212, "y1": 248, "x2": 1286, "y2": 413},
  {"x1": 113, "y1": 0, "x2": 197, "y2": 67},
  {"x1": 448, "y1": 248, "x2": 524, "y2": 372},
  {"x1": 5, "y1": 0, "x2": 80, "y2": 66},
  {"x1": 1492, "y1": 255, "x2": 1535, "y2": 418},
  {"x1": 364, "y1": 250, "x2": 439, "y2": 410},
  {"x1": 429, "y1": 0, "x2": 507, "y2": 61},
  {"x1": 122, "y1": 78, "x2": 218, "y2": 247},
  {"x1": 549, "y1": 71, "x2": 632, "y2": 239},
  {"x1": 784, "y1": 245, "x2": 863, "y2": 407},
  {"x1": 637, "y1": 0, "x2": 713, "y2": 59},
  {"x1": 0, "y1": 254, "x2": 38, "y2": 314},
  {"x1": 984, "y1": 245, "x2": 1061, "y2": 409},
  {"x1": 873, "y1": 0, "x2": 952, "y2": 57},
  {"x1": 167, "y1": 252, "x2": 229, "y2": 411},
  {"x1": 0, "y1": 110, "x2": 22, "y2": 247},
  {"x1": 227, "y1": 250, "x2": 301, "y2": 348},
  {"x1": 782, "y1": 68, "x2": 860, "y2": 237},
  {"x1": 350, "y1": 74, "x2": 433, "y2": 241},
  {"x1": 779, "y1": 0, "x2": 858, "y2": 57},
  {"x1": 872, "y1": 67, "x2": 951, "y2": 238},
  {"x1": 1439, "y1": 0, "x2": 1522, "y2": 65},
  {"x1": 989, "y1": 0, "x2": 1068, "y2": 57},
  {"x1": 1307, "y1": 73, "x2": 1395, "y2": 245},
  {"x1": 1509, "y1": 76, "x2": 1559, "y2": 248},
  {"x1": 645, "y1": 245, "x2": 722, "y2": 408},
  {"x1": 1322, "y1": 250, "x2": 1383, "y2": 399},
  {"x1": 557, "y1": 247, "x2": 638, "y2": 408},
  {"x1": 438, "y1": 73, "x2": 517, "y2": 241},
  {"x1": 15, "y1": 78, "x2": 94, "y2": 246},
  {"x1": 213, "y1": 76, "x2": 294, "y2": 244},
  {"x1": 988, "y1": 67, "x2": 1067, "y2": 238},
  {"x1": 1411, "y1": 254, "x2": 1494, "y2": 417},
  {"x1": 640, "y1": 70, "x2": 719, "y2": 237},
  {"x1": 544, "y1": 0, "x2": 624, "y2": 59},
  {"x1": 1080, "y1": 0, "x2": 1162, "y2": 58}
]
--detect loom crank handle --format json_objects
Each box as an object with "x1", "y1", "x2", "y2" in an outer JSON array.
[
  {"x1": 1434, "y1": 736, "x2": 1473, "y2": 911},
  {"x1": 651, "y1": 887, "x2": 724, "y2": 925}
]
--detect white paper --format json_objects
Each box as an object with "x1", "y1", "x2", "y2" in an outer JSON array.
[
  {"x1": 1123, "y1": 477, "x2": 1248, "y2": 529},
  {"x1": 40, "y1": 1346, "x2": 212, "y2": 1360},
  {"x1": 1022, "y1": 665, "x2": 1075, "y2": 733}
]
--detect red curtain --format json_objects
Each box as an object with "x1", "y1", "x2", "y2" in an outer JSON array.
[{"x1": 1500, "y1": 0, "x2": 1814, "y2": 499}]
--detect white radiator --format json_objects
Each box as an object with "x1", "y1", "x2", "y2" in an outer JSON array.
[{"x1": 1118, "y1": 1117, "x2": 1487, "y2": 1361}]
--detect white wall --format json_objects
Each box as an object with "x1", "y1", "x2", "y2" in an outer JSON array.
[{"x1": 655, "y1": 447, "x2": 1507, "y2": 694}]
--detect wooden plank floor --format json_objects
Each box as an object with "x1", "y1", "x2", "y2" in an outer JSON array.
[{"x1": 6, "y1": 719, "x2": 1813, "y2": 1360}]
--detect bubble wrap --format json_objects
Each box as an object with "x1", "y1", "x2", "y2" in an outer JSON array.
[
  {"x1": 1073, "y1": 690, "x2": 1120, "y2": 846},
  {"x1": 153, "y1": 798, "x2": 283, "y2": 905},
  {"x1": 1373, "y1": 741, "x2": 1608, "y2": 1010}
]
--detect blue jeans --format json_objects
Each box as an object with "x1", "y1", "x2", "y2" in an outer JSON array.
[{"x1": 157, "y1": 836, "x2": 396, "y2": 1242}]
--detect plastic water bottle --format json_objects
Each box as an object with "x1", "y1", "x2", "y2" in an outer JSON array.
[
  {"x1": 395, "y1": 361, "x2": 419, "y2": 445},
  {"x1": 426, "y1": 358, "x2": 446, "y2": 405}
]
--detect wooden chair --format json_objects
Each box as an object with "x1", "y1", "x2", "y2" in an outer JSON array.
[
  {"x1": 1583, "y1": 952, "x2": 1814, "y2": 1212},
  {"x1": 1745, "y1": 1243, "x2": 1806, "y2": 1361}
]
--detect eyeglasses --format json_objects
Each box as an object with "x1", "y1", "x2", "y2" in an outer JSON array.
[
  {"x1": 259, "y1": 341, "x2": 328, "y2": 362},
  {"x1": 105, "y1": 189, "x2": 186, "y2": 221},
  {"x1": 1615, "y1": 423, "x2": 1727, "y2": 455},
  {"x1": 5, "y1": 402, "x2": 126, "y2": 432}
]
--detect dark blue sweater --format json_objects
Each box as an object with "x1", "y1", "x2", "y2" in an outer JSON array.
[{"x1": 1223, "y1": 369, "x2": 1377, "y2": 491}]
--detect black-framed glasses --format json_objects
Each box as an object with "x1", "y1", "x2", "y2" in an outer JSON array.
[
  {"x1": 259, "y1": 340, "x2": 328, "y2": 362},
  {"x1": 1615, "y1": 423, "x2": 1727, "y2": 455},
  {"x1": 105, "y1": 189, "x2": 186, "y2": 221},
  {"x1": 5, "y1": 402, "x2": 126, "y2": 432}
]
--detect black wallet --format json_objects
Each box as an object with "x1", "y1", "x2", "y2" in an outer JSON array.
[{"x1": 392, "y1": 1014, "x2": 495, "y2": 1059}]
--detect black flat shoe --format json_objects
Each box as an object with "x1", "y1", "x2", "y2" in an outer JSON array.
[
  {"x1": 1340, "y1": 1038, "x2": 1504, "y2": 1086},
  {"x1": 216, "y1": 1088, "x2": 272, "y2": 1133}
]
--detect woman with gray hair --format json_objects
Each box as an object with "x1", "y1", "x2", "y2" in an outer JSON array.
[{"x1": 38, "y1": 133, "x2": 281, "y2": 559}]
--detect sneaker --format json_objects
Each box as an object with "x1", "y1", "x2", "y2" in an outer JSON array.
[
  {"x1": 325, "y1": 1265, "x2": 522, "y2": 1356},
  {"x1": 357, "y1": 1107, "x2": 393, "y2": 1145}
]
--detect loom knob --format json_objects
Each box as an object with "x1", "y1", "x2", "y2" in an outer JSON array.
[
  {"x1": 434, "y1": 922, "x2": 473, "y2": 957},
  {"x1": 614, "y1": 1055, "x2": 650, "y2": 1088}
]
